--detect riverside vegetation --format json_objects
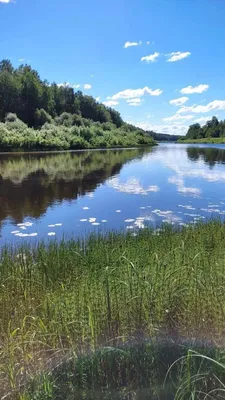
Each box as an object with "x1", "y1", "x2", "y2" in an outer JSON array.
[
  {"x1": 1, "y1": 221, "x2": 225, "y2": 399},
  {"x1": 0, "y1": 59, "x2": 155, "y2": 150},
  {"x1": 180, "y1": 116, "x2": 225, "y2": 143}
]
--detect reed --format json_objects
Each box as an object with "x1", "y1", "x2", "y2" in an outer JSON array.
[{"x1": 1, "y1": 221, "x2": 225, "y2": 398}]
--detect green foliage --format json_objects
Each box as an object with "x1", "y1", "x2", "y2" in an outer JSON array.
[
  {"x1": 0, "y1": 113, "x2": 155, "y2": 150},
  {"x1": 34, "y1": 108, "x2": 52, "y2": 128},
  {"x1": 0, "y1": 59, "x2": 157, "y2": 150},
  {"x1": 181, "y1": 116, "x2": 225, "y2": 142},
  {"x1": 0, "y1": 59, "x2": 124, "y2": 128}
]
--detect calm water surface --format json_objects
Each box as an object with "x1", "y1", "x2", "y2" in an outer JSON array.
[{"x1": 1, "y1": 143, "x2": 225, "y2": 245}]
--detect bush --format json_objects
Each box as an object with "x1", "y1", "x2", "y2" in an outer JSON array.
[
  {"x1": 5, "y1": 112, "x2": 17, "y2": 123},
  {"x1": 34, "y1": 109, "x2": 52, "y2": 128}
]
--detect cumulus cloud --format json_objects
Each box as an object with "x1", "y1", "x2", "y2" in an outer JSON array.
[
  {"x1": 178, "y1": 100, "x2": 225, "y2": 114},
  {"x1": 0, "y1": 0, "x2": 12, "y2": 3},
  {"x1": 180, "y1": 84, "x2": 209, "y2": 94},
  {"x1": 166, "y1": 51, "x2": 191, "y2": 62},
  {"x1": 103, "y1": 100, "x2": 119, "y2": 107},
  {"x1": 110, "y1": 86, "x2": 163, "y2": 101},
  {"x1": 127, "y1": 98, "x2": 142, "y2": 106},
  {"x1": 18, "y1": 58, "x2": 25, "y2": 62},
  {"x1": 73, "y1": 84, "x2": 80, "y2": 89},
  {"x1": 169, "y1": 97, "x2": 189, "y2": 106},
  {"x1": 84, "y1": 84, "x2": 92, "y2": 90},
  {"x1": 124, "y1": 41, "x2": 140, "y2": 48},
  {"x1": 163, "y1": 114, "x2": 194, "y2": 123},
  {"x1": 146, "y1": 41, "x2": 150, "y2": 45},
  {"x1": 141, "y1": 52, "x2": 160, "y2": 63},
  {"x1": 96, "y1": 96, "x2": 100, "y2": 102},
  {"x1": 192, "y1": 116, "x2": 214, "y2": 124},
  {"x1": 131, "y1": 121, "x2": 189, "y2": 136}
]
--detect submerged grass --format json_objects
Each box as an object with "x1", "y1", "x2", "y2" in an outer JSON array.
[{"x1": 1, "y1": 221, "x2": 225, "y2": 398}]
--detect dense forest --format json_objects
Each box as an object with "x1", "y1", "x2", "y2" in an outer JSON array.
[
  {"x1": 0, "y1": 59, "x2": 156, "y2": 150},
  {"x1": 149, "y1": 132, "x2": 181, "y2": 141},
  {"x1": 181, "y1": 116, "x2": 225, "y2": 142}
]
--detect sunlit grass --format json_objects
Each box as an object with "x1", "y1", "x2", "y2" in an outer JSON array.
[{"x1": 1, "y1": 221, "x2": 225, "y2": 398}]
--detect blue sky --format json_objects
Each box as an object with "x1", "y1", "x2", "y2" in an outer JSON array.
[{"x1": 1, "y1": 0, "x2": 225, "y2": 135}]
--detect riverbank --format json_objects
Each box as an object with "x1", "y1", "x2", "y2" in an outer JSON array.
[
  {"x1": 178, "y1": 137, "x2": 225, "y2": 144},
  {"x1": 1, "y1": 221, "x2": 225, "y2": 398},
  {"x1": 0, "y1": 114, "x2": 156, "y2": 151}
]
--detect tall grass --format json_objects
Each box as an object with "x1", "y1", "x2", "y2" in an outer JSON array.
[{"x1": 1, "y1": 221, "x2": 225, "y2": 398}]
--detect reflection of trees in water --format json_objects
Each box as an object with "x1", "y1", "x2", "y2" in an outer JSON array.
[
  {"x1": 0, "y1": 149, "x2": 149, "y2": 223},
  {"x1": 186, "y1": 147, "x2": 225, "y2": 168}
]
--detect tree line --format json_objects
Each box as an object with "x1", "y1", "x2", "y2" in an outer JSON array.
[
  {"x1": 0, "y1": 59, "x2": 123, "y2": 128},
  {"x1": 184, "y1": 116, "x2": 225, "y2": 140},
  {"x1": 0, "y1": 59, "x2": 157, "y2": 150}
]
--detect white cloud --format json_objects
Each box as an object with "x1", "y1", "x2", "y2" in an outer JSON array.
[
  {"x1": 141, "y1": 52, "x2": 160, "y2": 63},
  {"x1": 192, "y1": 116, "x2": 214, "y2": 124},
  {"x1": 146, "y1": 41, "x2": 150, "y2": 45},
  {"x1": 169, "y1": 97, "x2": 189, "y2": 106},
  {"x1": 127, "y1": 98, "x2": 142, "y2": 104},
  {"x1": 0, "y1": 0, "x2": 12, "y2": 3},
  {"x1": 180, "y1": 84, "x2": 209, "y2": 94},
  {"x1": 128, "y1": 102, "x2": 142, "y2": 107},
  {"x1": 178, "y1": 100, "x2": 225, "y2": 114},
  {"x1": 127, "y1": 98, "x2": 142, "y2": 106},
  {"x1": 96, "y1": 96, "x2": 100, "y2": 102},
  {"x1": 18, "y1": 58, "x2": 25, "y2": 62},
  {"x1": 57, "y1": 82, "x2": 70, "y2": 88},
  {"x1": 73, "y1": 84, "x2": 80, "y2": 89},
  {"x1": 110, "y1": 86, "x2": 163, "y2": 101},
  {"x1": 163, "y1": 114, "x2": 194, "y2": 123},
  {"x1": 166, "y1": 51, "x2": 191, "y2": 62},
  {"x1": 84, "y1": 84, "x2": 92, "y2": 90},
  {"x1": 124, "y1": 41, "x2": 139, "y2": 48},
  {"x1": 103, "y1": 100, "x2": 119, "y2": 107},
  {"x1": 131, "y1": 121, "x2": 189, "y2": 136}
]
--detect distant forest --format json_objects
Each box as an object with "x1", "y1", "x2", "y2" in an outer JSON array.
[{"x1": 182, "y1": 116, "x2": 225, "y2": 140}]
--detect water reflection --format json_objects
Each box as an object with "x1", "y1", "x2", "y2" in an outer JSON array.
[
  {"x1": 0, "y1": 149, "x2": 148, "y2": 224},
  {"x1": 187, "y1": 146, "x2": 225, "y2": 167},
  {"x1": 2, "y1": 144, "x2": 225, "y2": 243}
]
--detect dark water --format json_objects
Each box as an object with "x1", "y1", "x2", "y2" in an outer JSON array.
[{"x1": 1, "y1": 143, "x2": 225, "y2": 244}]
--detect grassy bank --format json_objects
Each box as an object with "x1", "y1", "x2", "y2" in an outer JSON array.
[
  {"x1": 1, "y1": 221, "x2": 225, "y2": 398},
  {"x1": 179, "y1": 137, "x2": 225, "y2": 144}
]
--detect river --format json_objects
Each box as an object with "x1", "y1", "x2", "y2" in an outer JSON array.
[{"x1": 1, "y1": 143, "x2": 225, "y2": 244}]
